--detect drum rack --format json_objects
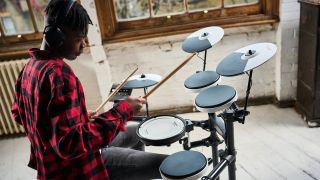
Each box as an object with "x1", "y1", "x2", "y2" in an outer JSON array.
[
  {"x1": 179, "y1": 70, "x2": 253, "y2": 180},
  {"x1": 133, "y1": 55, "x2": 254, "y2": 180},
  {"x1": 132, "y1": 34, "x2": 276, "y2": 179}
]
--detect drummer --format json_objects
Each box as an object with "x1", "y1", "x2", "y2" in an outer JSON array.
[{"x1": 11, "y1": 0, "x2": 167, "y2": 179}]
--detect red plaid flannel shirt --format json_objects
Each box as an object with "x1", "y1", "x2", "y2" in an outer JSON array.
[{"x1": 11, "y1": 48, "x2": 133, "y2": 179}]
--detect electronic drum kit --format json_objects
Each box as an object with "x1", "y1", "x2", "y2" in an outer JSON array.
[{"x1": 107, "y1": 26, "x2": 277, "y2": 180}]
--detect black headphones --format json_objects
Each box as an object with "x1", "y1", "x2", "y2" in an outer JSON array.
[{"x1": 44, "y1": 0, "x2": 76, "y2": 49}]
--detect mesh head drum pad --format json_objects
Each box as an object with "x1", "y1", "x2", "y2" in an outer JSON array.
[
  {"x1": 184, "y1": 71, "x2": 220, "y2": 93},
  {"x1": 160, "y1": 151, "x2": 208, "y2": 180},
  {"x1": 195, "y1": 85, "x2": 238, "y2": 113},
  {"x1": 137, "y1": 115, "x2": 186, "y2": 146}
]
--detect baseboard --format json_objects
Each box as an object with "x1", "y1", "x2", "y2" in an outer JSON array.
[{"x1": 274, "y1": 99, "x2": 296, "y2": 108}]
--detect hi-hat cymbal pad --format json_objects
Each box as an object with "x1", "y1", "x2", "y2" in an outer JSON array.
[
  {"x1": 124, "y1": 74, "x2": 162, "y2": 89},
  {"x1": 216, "y1": 43, "x2": 277, "y2": 77},
  {"x1": 184, "y1": 71, "x2": 220, "y2": 93},
  {"x1": 182, "y1": 26, "x2": 224, "y2": 53}
]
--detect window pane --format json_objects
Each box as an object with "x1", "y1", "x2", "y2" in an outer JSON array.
[
  {"x1": 32, "y1": 0, "x2": 49, "y2": 31},
  {"x1": 114, "y1": 0, "x2": 149, "y2": 21},
  {"x1": 0, "y1": 0, "x2": 34, "y2": 35},
  {"x1": 224, "y1": 0, "x2": 258, "y2": 6},
  {"x1": 188, "y1": 0, "x2": 221, "y2": 11},
  {"x1": 152, "y1": 0, "x2": 184, "y2": 16}
]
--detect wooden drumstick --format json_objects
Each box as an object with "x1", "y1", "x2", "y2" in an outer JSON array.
[
  {"x1": 94, "y1": 66, "x2": 139, "y2": 114},
  {"x1": 143, "y1": 53, "x2": 196, "y2": 98}
]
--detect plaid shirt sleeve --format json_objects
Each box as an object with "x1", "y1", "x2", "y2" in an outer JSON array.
[
  {"x1": 11, "y1": 100, "x2": 22, "y2": 125},
  {"x1": 47, "y1": 65, "x2": 133, "y2": 160},
  {"x1": 11, "y1": 70, "x2": 23, "y2": 125}
]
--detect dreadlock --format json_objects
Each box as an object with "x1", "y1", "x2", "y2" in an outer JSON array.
[{"x1": 45, "y1": 0, "x2": 92, "y2": 35}]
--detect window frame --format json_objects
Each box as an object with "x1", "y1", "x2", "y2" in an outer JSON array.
[
  {"x1": 0, "y1": 0, "x2": 279, "y2": 60},
  {"x1": 96, "y1": 0, "x2": 279, "y2": 44},
  {"x1": 0, "y1": 0, "x2": 45, "y2": 60},
  {"x1": 0, "y1": 0, "x2": 84, "y2": 61}
]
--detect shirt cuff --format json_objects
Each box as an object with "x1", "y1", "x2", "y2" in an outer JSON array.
[{"x1": 113, "y1": 100, "x2": 134, "y2": 130}]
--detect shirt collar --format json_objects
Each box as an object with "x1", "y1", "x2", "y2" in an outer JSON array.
[{"x1": 28, "y1": 48, "x2": 59, "y2": 60}]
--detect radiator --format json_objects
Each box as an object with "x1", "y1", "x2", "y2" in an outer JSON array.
[{"x1": 0, "y1": 60, "x2": 27, "y2": 136}]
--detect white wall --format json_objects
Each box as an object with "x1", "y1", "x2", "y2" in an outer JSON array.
[
  {"x1": 275, "y1": 0, "x2": 300, "y2": 102},
  {"x1": 81, "y1": 0, "x2": 113, "y2": 111}
]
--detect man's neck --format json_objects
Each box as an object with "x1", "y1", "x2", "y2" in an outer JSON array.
[
  {"x1": 40, "y1": 38, "x2": 62, "y2": 59},
  {"x1": 40, "y1": 39, "x2": 48, "y2": 51}
]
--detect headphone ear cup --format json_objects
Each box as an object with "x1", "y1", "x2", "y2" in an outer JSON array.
[{"x1": 44, "y1": 26, "x2": 65, "y2": 48}]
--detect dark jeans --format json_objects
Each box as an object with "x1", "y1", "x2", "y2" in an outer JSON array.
[{"x1": 101, "y1": 123, "x2": 168, "y2": 180}]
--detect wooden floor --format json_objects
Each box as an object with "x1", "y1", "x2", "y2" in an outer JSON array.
[{"x1": 0, "y1": 105, "x2": 319, "y2": 180}]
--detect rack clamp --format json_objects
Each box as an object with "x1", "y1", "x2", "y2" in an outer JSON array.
[{"x1": 219, "y1": 108, "x2": 250, "y2": 124}]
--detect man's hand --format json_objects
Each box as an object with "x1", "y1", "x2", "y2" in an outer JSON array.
[
  {"x1": 125, "y1": 96, "x2": 147, "y2": 114},
  {"x1": 88, "y1": 110, "x2": 98, "y2": 120}
]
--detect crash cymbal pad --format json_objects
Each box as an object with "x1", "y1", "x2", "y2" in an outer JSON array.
[
  {"x1": 216, "y1": 43, "x2": 277, "y2": 76},
  {"x1": 182, "y1": 26, "x2": 224, "y2": 53}
]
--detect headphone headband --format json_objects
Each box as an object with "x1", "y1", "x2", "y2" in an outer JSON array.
[
  {"x1": 65, "y1": 0, "x2": 76, "y2": 16},
  {"x1": 55, "y1": 0, "x2": 76, "y2": 26}
]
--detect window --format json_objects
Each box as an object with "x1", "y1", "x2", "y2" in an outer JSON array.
[
  {"x1": 96, "y1": 0, "x2": 279, "y2": 43},
  {"x1": 114, "y1": 0, "x2": 258, "y2": 21},
  {"x1": 0, "y1": 0, "x2": 48, "y2": 59}
]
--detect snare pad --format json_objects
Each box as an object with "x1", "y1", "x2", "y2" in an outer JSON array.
[{"x1": 137, "y1": 115, "x2": 186, "y2": 146}]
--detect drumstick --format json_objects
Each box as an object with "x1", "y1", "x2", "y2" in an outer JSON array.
[
  {"x1": 94, "y1": 66, "x2": 139, "y2": 114},
  {"x1": 143, "y1": 53, "x2": 196, "y2": 98}
]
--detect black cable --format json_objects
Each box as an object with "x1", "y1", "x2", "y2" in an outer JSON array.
[
  {"x1": 196, "y1": 52, "x2": 205, "y2": 62},
  {"x1": 243, "y1": 70, "x2": 253, "y2": 123}
]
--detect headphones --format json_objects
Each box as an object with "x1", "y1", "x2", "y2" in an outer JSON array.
[{"x1": 44, "y1": 0, "x2": 76, "y2": 49}]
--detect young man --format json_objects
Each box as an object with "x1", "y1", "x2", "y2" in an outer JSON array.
[{"x1": 11, "y1": 0, "x2": 166, "y2": 179}]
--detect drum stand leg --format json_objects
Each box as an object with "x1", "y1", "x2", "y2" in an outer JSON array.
[
  {"x1": 203, "y1": 110, "x2": 239, "y2": 180},
  {"x1": 225, "y1": 117, "x2": 236, "y2": 180},
  {"x1": 208, "y1": 113, "x2": 222, "y2": 180},
  {"x1": 202, "y1": 71, "x2": 253, "y2": 180},
  {"x1": 184, "y1": 107, "x2": 249, "y2": 180}
]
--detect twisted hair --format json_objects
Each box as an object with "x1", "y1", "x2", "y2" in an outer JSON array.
[{"x1": 45, "y1": 0, "x2": 92, "y2": 35}]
